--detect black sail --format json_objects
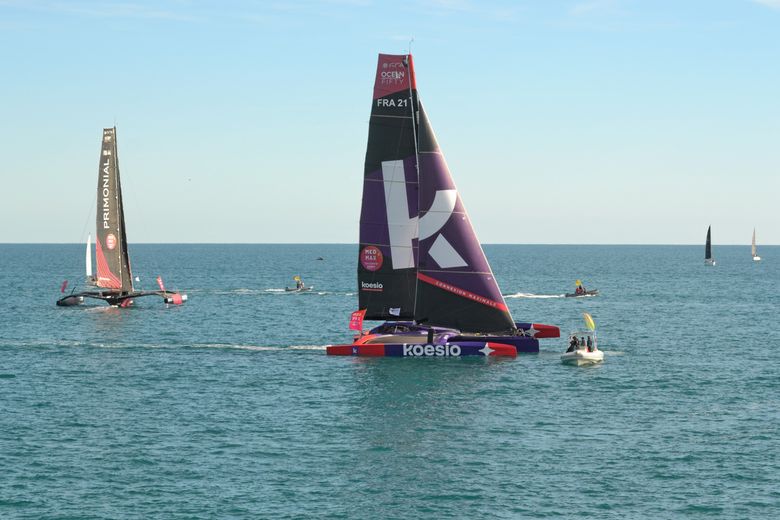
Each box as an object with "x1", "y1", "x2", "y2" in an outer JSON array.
[
  {"x1": 94, "y1": 127, "x2": 134, "y2": 292},
  {"x1": 357, "y1": 54, "x2": 420, "y2": 320},
  {"x1": 705, "y1": 226, "x2": 712, "y2": 260}
]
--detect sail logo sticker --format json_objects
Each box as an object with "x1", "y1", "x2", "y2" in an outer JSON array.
[
  {"x1": 402, "y1": 344, "x2": 462, "y2": 357},
  {"x1": 361, "y1": 281, "x2": 383, "y2": 292},
  {"x1": 382, "y1": 160, "x2": 465, "y2": 270},
  {"x1": 101, "y1": 159, "x2": 111, "y2": 228},
  {"x1": 106, "y1": 234, "x2": 117, "y2": 250},
  {"x1": 360, "y1": 246, "x2": 383, "y2": 271},
  {"x1": 380, "y1": 61, "x2": 406, "y2": 87}
]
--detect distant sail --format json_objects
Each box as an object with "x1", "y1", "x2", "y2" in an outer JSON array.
[
  {"x1": 94, "y1": 127, "x2": 134, "y2": 292},
  {"x1": 85, "y1": 234, "x2": 92, "y2": 278},
  {"x1": 357, "y1": 54, "x2": 420, "y2": 320},
  {"x1": 705, "y1": 226, "x2": 712, "y2": 261},
  {"x1": 752, "y1": 228, "x2": 757, "y2": 257}
]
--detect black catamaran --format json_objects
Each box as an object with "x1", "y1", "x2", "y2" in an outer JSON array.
[
  {"x1": 57, "y1": 128, "x2": 187, "y2": 307},
  {"x1": 704, "y1": 225, "x2": 716, "y2": 266},
  {"x1": 327, "y1": 53, "x2": 558, "y2": 357}
]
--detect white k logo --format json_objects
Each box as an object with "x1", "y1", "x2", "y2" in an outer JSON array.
[{"x1": 382, "y1": 160, "x2": 467, "y2": 270}]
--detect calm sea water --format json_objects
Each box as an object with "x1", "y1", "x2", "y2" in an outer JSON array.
[{"x1": 1, "y1": 244, "x2": 778, "y2": 519}]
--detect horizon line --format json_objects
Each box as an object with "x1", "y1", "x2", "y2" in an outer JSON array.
[{"x1": 1, "y1": 242, "x2": 777, "y2": 247}]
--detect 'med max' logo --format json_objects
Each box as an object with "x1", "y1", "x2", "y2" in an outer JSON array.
[{"x1": 381, "y1": 160, "x2": 467, "y2": 271}]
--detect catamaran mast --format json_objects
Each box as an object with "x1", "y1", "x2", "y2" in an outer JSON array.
[{"x1": 405, "y1": 52, "x2": 421, "y2": 319}]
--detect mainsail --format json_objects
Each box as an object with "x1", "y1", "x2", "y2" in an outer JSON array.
[
  {"x1": 358, "y1": 54, "x2": 420, "y2": 320},
  {"x1": 705, "y1": 226, "x2": 712, "y2": 260},
  {"x1": 752, "y1": 228, "x2": 757, "y2": 257},
  {"x1": 94, "y1": 127, "x2": 133, "y2": 292},
  {"x1": 358, "y1": 53, "x2": 514, "y2": 333},
  {"x1": 85, "y1": 234, "x2": 93, "y2": 278}
]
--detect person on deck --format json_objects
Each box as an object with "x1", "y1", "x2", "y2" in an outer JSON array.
[
  {"x1": 586, "y1": 336, "x2": 593, "y2": 352},
  {"x1": 567, "y1": 337, "x2": 578, "y2": 353},
  {"x1": 296, "y1": 278, "x2": 304, "y2": 290}
]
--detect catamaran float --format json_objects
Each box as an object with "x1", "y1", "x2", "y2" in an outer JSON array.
[
  {"x1": 326, "y1": 54, "x2": 559, "y2": 358},
  {"x1": 57, "y1": 127, "x2": 186, "y2": 307}
]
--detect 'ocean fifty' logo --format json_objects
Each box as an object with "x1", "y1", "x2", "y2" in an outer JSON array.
[{"x1": 402, "y1": 344, "x2": 462, "y2": 357}]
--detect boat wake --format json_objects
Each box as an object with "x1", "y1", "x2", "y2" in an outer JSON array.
[
  {"x1": 504, "y1": 292, "x2": 565, "y2": 299},
  {"x1": 4, "y1": 339, "x2": 328, "y2": 351},
  {"x1": 193, "y1": 343, "x2": 327, "y2": 351}
]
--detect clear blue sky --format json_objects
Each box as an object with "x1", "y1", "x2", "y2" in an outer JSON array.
[{"x1": 1, "y1": 0, "x2": 778, "y2": 244}]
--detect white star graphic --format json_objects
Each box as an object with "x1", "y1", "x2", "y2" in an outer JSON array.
[{"x1": 479, "y1": 344, "x2": 494, "y2": 356}]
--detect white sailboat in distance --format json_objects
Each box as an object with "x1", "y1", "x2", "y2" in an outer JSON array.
[{"x1": 752, "y1": 228, "x2": 761, "y2": 262}]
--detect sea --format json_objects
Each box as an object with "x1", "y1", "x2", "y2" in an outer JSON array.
[{"x1": 1, "y1": 244, "x2": 778, "y2": 519}]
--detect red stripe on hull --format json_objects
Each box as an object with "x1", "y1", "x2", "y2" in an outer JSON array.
[{"x1": 326, "y1": 345, "x2": 358, "y2": 356}]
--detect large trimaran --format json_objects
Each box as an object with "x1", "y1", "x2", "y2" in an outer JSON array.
[
  {"x1": 57, "y1": 127, "x2": 186, "y2": 307},
  {"x1": 327, "y1": 53, "x2": 559, "y2": 358}
]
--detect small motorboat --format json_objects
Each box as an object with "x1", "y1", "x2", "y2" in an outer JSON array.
[
  {"x1": 565, "y1": 279, "x2": 598, "y2": 298},
  {"x1": 285, "y1": 286, "x2": 314, "y2": 292},
  {"x1": 561, "y1": 314, "x2": 603, "y2": 366},
  {"x1": 286, "y1": 275, "x2": 312, "y2": 292},
  {"x1": 561, "y1": 331, "x2": 603, "y2": 365},
  {"x1": 565, "y1": 289, "x2": 599, "y2": 298}
]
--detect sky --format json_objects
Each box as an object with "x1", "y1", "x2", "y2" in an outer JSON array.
[{"x1": 0, "y1": 0, "x2": 778, "y2": 244}]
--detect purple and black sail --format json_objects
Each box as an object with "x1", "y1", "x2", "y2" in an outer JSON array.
[
  {"x1": 358, "y1": 54, "x2": 515, "y2": 333},
  {"x1": 94, "y1": 127, "x2": 134, "y2": 293},
  {"x1": 358, "y1": 54, "x2": 420, "y2": 320}
]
